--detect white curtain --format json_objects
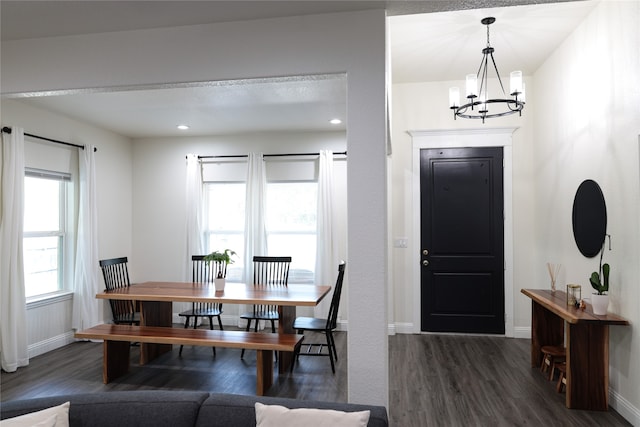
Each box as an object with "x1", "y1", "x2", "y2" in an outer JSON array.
[
  {"x1": 315, "y1": 150, "x2": 337, "y2": 316},
  {"x1": 72, "y1": 144, "x2": 101, "y2": 331},
  {"x1": 0, "y1": 127, "x2": 29, "y2": 372},
  {"x1": 243, "y1": 153, "x2": 268, "y2": 281},
  {"x1": 241, "y1": 153, "x2": 267, "y2": 328},
  {"x1": 185, "y1": 154, "x2": 205, "y2": 281}
]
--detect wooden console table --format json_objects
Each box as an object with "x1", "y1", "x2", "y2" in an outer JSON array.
[{"x1": 521, "y1": 289, "x2": 629, "y2": 411}]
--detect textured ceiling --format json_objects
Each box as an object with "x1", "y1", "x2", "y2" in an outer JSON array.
[{"x1": 1, "y1": 0, "x2": 596, "y2": 138}]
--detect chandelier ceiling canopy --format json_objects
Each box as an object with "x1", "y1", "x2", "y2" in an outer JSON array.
[{"x1": 449, "y1": 17, "x2": 525, "y2": 123}]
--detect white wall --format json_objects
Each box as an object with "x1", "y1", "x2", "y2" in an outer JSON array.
[
  {"x1": 1, "y1": 10, "x2": 388, "y2": 406},
  {"x1": 532, "y1": 1, "x2": 639, "y2": 422},
  {"x1": 390, "y1": 1, "x2": 640, "y2": 423}
]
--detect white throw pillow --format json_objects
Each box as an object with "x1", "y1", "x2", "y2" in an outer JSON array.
[
  {"x1": 0, "y1": 402, "x2": 70, "y2": 427},
  {"x1": 255, "y1": 402, "x2": 370, "y2": 427}
]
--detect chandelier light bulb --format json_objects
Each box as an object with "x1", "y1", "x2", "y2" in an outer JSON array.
[
  {"x1": 479, "y1": 90, "x2": 488, "y2": 113},
  {"x1": 520, "y1": 83, "x2": 526, "y2": 103},
  {"x1": 510, "y1": 71, "x2": 523, "y2": 96},
  {"x1": 449, "y1": 87, "x2": 460, "y2": 108},
  {"x1": 465, "y1": 74, "x2": 478, "y2": 98}
]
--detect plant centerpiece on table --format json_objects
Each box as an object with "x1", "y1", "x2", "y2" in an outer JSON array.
[
  {"x1": 589, "y1": 240, "x2": 610, "y2": 315},
  {"x1": 204, "y1": 249, "x2": 236, "y2": 290}
]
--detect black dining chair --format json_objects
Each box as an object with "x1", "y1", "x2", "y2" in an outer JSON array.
[
  {"x1": 179, "y1": 255, "x2": 226, "y2": 356},
  {"x1": 99, "y1": 257, "x2": 140, "y2": 326},
  {"x1": 293, "y1": 261, "x2": 345, "y2": 373},
  {"x1": 240, "y1": 256, "x2": 291, "y2": 359}
]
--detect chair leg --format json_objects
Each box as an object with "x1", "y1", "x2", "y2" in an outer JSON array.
[
  {"x1": 270, "y1": 320, "x2": 278, "y2": 362},
  {"x1": 217, "y1": 316, "x2": 224, "y2": 330},
  {"x1": 290, "y1": 344, "x2": 299, "y2": 373},
  {"x1": 179, "y1": 316, "x2": 191, "y2": 356},
  {"x1": 557, "y1": 369, "x2": 566, "y2": 393},
  {"x1": 209, "y1": 317, "x2": 217, "y2": 357},
  {"x1": 326, "y1": 331, "x2": 336, "y2": 374},
  {"x1": 327, "y1": 331, "x2": 338, "y2": 361},
  {"x1": 241, "y1": 320, "x2": 252, "y2": 359}
]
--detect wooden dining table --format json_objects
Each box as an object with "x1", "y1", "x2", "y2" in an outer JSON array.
[{"x1": 96, "y1": 281, "x2": 331, "y2": 372}]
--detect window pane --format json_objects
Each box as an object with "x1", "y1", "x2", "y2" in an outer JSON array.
[
  {"x1": 207, "y1": 183, "x2": 245, "y2": 232},
  {"x1": 23, "y1": 174, "x2": 65, "y2": 297},
  {"x1": 268, "y1": 234, "x2": 316, "y2": 283},
  {"x1": 266, "y1": 182, "x2": 317, "y2": 283},
  {"x1": 24, "y1": 177, "x2": 60, "y2": 232},
  {"x1": 24, "y1": 236, "x2": 60, "y2": 297},
  {"x1": 206, "y1": 183, "x2": 246, "y2": 282},
  {"x1": 266, "y1": 183, "x2": 317, "y2": 232}
]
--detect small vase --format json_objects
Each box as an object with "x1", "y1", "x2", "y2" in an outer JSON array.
[
  {"x1": 591, "y1": 293, "x2": 609, "y2": 315},
  {"x1": 214, "y1": 277, "x2": 226, "y2": 291}
]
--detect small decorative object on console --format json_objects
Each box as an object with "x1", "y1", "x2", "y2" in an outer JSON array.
[{"x1": 567, "y1": 284, "x2": 581, "y2": 308}]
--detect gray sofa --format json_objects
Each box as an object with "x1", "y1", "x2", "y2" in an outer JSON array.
[{"x1": 0, "y1": 390, "x2": 388, "y2": 427}]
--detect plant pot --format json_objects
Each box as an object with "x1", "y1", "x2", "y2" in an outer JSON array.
[
  {"x1": 591, "y1": 293, "x2": 609, "y2": 315},
  {"x1": 214, "y1": 277, "x2": 226, "y2": 291}
]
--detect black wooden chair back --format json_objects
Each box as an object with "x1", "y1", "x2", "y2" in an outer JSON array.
[
  {"x1": 251, "y1": 256, "x2": 291, "y2": 318},
  {"x1": 252, "y1": 256, "x2": 291, "y2": 285},
  {"x1": 326, "y1": 261, "x2": 346, "y2": 330},
  {"x1": 99, "y1": 257, "x2": 139, "y2": 325},
  {"x1": 190, "y1": 255, "x2": 225, "y2": 315},
  {"x1": 292, "y1": 261, "x2": 346, "y2": 373}
]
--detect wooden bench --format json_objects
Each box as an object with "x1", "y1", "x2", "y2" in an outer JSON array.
[{"x1": 75, "y1": 324, "x2": 304, "y2": 395}]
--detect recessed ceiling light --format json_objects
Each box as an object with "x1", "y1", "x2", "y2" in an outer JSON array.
[
  {"x1": 177, "y1": 124, "x2": 190, "y2": 130},
  {"x1": 329, "y1": 118, "x2": 342, "y2": 125}
]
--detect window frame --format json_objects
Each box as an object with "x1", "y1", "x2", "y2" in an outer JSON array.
[
  {"x1": 203, "y1": 179, "x2": 319, "y2": 284},
  {"x1": 23, "y1": 168, "x2": 72, "y2": 299}
]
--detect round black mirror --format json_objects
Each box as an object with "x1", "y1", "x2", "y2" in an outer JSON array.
[{"x1": 572, "y1": 179, "x2": 607, "y2": 257}]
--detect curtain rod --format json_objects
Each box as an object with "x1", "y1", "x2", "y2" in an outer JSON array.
[
  {"x1": 1, "y1": 126, "x2": 97, "y2": 152},
  {"x1": 195, "y1": 151, "x2": 347, "y2": 160}
]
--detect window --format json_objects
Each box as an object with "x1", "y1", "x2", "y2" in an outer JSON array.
[
  {"x1": 205, "y1": 183, "x2": 246, "y2": 282},
  {"x1": 266, "y1": 182, "x2": 317, "y2": 283},
  {"x1": 23, "y1": 169, "x2": 70, "y2": 298},
  {"x1": 204, "y1": 181, "x2": 318, "y2": 283}
]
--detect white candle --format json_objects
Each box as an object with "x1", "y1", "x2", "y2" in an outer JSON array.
[
  {"x1": 465, "y1": 74, "x2": 477, "y2": 98},
  {"x1": 449, "y1": 87, "x2": 460, "y2": 108}
]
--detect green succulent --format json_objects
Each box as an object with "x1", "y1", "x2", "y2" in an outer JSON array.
[
  {"x1": 204, "y1": 249, "x2": 236, "y2": 265},
  {"x1": 589, "y1": 263, "x2": 609, "y2": 295}
]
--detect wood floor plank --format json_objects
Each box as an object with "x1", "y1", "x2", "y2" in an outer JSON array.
[{"x1": 1, "y1": 331, "x2": 632, "y2": 426}]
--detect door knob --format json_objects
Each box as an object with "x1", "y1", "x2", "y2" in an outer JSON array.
[
  {"x1": 422, "y1": 260, "x2": 429, "y2": 267},
  {"x1": 422, "y1": 249, "x2": 429, "y2": 256}
]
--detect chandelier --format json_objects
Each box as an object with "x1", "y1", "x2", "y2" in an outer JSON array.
[{"x1": 449, "y1": 17, "x2": 525, "y2": 123}]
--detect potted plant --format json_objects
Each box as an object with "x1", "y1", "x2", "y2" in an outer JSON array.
[
  {"x1": 204, "y1": 249, "x2": 236, "y2": 291},
  {"x1": 589, "y1": 262, "x2": 610, "y2": 315}
]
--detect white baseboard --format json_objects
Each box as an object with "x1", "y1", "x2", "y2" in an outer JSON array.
[
  {"x1": 28, "y1": 331, "x2": 76, "y2": 358},
  {"x1": 392, "y1": 322, "x2": 414, "y2": 335},
  {"x1": 513, "y1": 326, "x2": 531, "y2": 339},
  {"x1": 610, "y1": 387, "x2": 640, "y2": 426}
]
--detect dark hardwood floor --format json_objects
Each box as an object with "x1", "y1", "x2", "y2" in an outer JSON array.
[{"x1": 1, "y1": 331, "x2": 631, "y2": 426}]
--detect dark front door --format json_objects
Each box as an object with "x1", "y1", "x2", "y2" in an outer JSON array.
[{"x1": 420, "y1": 147, "x2": 504, "y2": 334}]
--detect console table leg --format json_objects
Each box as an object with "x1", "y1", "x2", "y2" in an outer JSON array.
[
  {"x1": 530, "y1": 301, "x2": 564, "y2": 368},
  {"x1": 566, "y1": 323, "x2": 609, "y2": 410}
]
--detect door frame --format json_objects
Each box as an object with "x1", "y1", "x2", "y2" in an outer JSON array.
[{"x1": 409, "y1": 127, "x2": 518, "y2": 337}]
